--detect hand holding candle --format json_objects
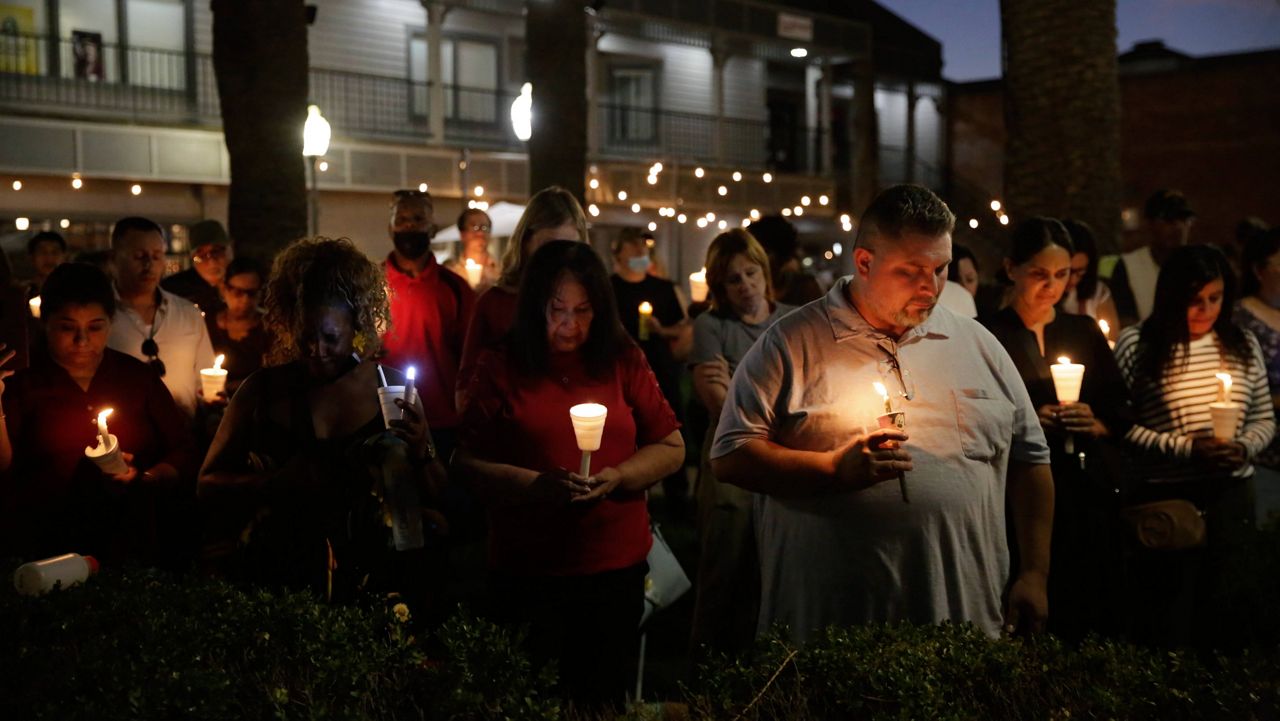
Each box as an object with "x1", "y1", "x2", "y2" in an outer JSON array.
[
  {"x1": 85, "y1": 408, "x2": 128, "y2": 476},
  {"x1": 1049, "y1": 356, "x2": 1085, "y2": 454},
  {"x1": 637, "y1": 302, "x2": 653, "y2": 341},
  {"x1": 1209, "y1": 372, "x2": 1240, "y2": 440},
  {"x1": 569, "y1": 403, "x2": 607, "y2": 478},
  {"x1": 873, "y1": 382, "x2": 909, "y2": 503},
  {"x1": 200, "y1": 354, "x2": 228, "y2": 402},
  {"x1": 688, "y1": 268, "x2": 708, "y2": 303}
]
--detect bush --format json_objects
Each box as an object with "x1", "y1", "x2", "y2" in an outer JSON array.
[
  {"x1": 0, "y1": 566, "x2": 559, "y2": 721},
  {"x1": 685, "y1": 623, "x2": 1280, "y2": 720}
]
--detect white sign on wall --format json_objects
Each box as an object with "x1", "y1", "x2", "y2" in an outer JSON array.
[{"x1": 777, "y1": 12, "x2": 813, "y2": 42}]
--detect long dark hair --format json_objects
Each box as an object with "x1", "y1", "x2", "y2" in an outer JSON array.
[
  {"x1": 1062, "y1": 218, "x2": 1098, "y2": 301},
  {"x1": 508, "y1": 240, "x2": 630, "y2": 379},
  {"x1": 1136, "y1": 244, "x2": 1250, "y2": 381}
]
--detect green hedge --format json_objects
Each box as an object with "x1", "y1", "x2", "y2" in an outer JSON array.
[
  {"x1": 685, "y1": 624, "x2": 1280, "y2": 720},
  {"x1": 0, "y1": 567, "x2": 559, "y2": 721},
  {"x1": 4, "y1": 561, "x2": 1280, "y2": 720}
]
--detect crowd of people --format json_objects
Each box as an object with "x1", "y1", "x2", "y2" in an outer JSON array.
[{"x1": 0, "y1": 182, "x2": 1277, "y2": 711}]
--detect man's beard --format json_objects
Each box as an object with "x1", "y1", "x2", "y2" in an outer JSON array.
[{"x1": 892, "y1": 301, "x2": 936, "y2": 328}]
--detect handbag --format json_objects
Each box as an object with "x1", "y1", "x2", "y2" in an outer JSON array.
[
  {"x1": 640, "y1": 522, "x2": 691, "y2": 626},
  {"x1": 1120, "y1": 499, "x2": 1206, "y2": 550}
]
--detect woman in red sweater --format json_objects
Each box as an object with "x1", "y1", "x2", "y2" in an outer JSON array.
[
  {"x1": 455, "y1": 186, "x2": 589, "y2": 412},
  {"x1": 454, "y1": 240, "x2": 683, "y2": 711}
]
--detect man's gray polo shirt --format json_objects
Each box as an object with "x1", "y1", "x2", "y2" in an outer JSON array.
[{"x1": 712, "y1": 278, "x2": 1050, "y2": 641}]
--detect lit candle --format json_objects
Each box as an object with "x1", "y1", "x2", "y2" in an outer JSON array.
[
  {"x1": 404, "y1": 366, "x2": 417, "y2": 411},
  {"x1": 872, "y1": 381, "x2": 909, "y2": 503},
  {"x1": 1098, "y1": 319, "x2": 1115, "y2": 350},
  {"x1": 688, "y1": 268, "x2": 708, "y2": 303},
  {"x1": 569, "y1": 403, "x2": 608, "y2": 477},
  {"x1": 96, "y1": 408, "x2": 112, "y2": 446},
  {"x1": 463, "y1": 258, "x2": 483, "y2": 288},
  {"x1": 1049, "y1": 356, "x2": 1085, "y2": 454},
  {"x1": 200, "y1": 354, "x2": 228, "y2": 401},
  {"x1": 638, "y1": 302, "x2": 653, "y2": 341},
  {"x1": 28, "y1": 296, "x2": 40, "y2": 319},
  {"x1": 1216, "y1": 371, "x2": 1232, "y2": 404},
  {"x1": 1209, "y1": 372, "x2": 1240, "y2": 440}
]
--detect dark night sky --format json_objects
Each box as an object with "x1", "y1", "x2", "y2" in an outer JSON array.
[{"x1": 875, "y1": 0, "x2": 1280, "y2": 81}]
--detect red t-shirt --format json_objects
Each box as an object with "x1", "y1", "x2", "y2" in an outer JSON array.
[
  {"x1": 456, "y1": 285, "x2": 518, "y2": 411},
  {"x1": 382, "y1": 254, "x2": 475, "y2": 429},
  {"x1": 461, "y1": 343, "x2": 680, "y2": 576}
]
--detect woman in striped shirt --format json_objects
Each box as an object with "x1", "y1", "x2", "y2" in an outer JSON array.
[{"x1": 1114, "y1": 244, "x2": 1275, "y2": 648}]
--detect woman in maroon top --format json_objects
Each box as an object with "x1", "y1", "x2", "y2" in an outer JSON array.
[
  {"x1": 455, "y1": 240, "x2": 683, "y2": 711},
  {"x1": 0, "y1": 263, "x2": 196, "y2": 565},
  {"x1": 455, "y1": 186, "x2": 589, "y2": 412}
]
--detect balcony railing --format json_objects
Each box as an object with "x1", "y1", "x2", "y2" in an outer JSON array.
[{"x1": 0, "y1": 34, "x2": 832, "y2": 174}]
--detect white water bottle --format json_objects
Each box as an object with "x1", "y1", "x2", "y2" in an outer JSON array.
[{"x1": 13, "y1": 553, "x2": 100, "y2": 596}]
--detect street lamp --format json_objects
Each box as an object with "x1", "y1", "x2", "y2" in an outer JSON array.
[
  {"x1": 510, "y1": 82, "x2": 532, "y2": 142},
  {"x1": 302, "y1": 104, "x2": 331, "y2": 236}
]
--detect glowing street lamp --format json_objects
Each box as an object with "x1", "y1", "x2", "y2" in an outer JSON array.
[
  {"x1": 510, "y1": 83, "x2": 533, "y2": 141},
  {"x1": 302, "y1": 104, "x2": 331, "y2": 236}
]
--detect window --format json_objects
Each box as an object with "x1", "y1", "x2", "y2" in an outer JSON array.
[
  {"x1": 608, "y1": 65, "x2": 657, "y2": 142},
  {"x1": 124, "y1": 0, "x2": 185, "y2": 90},
  {"x1": 0, "y1": 0, "x2": 46, "y2": 75},
  {"x1": 408, "y1": 33, "x2": 500, "y2": 123}
]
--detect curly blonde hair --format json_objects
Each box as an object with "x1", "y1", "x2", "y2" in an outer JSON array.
[{"x1": 263, "y1": 237, "x2": 390, "y2": 365}]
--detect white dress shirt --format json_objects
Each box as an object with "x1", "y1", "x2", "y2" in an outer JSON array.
[{"x1": 108, "y1": 287, "x2": 214, "y2": 417}]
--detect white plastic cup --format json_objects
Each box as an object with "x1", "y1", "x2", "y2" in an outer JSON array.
[
  {"x1": 569, "y1": 403, "x2": 608, "y2": 452},
  {"x1": 688, "y1": 271, "x2": 708, "y2": 303},
  {"x1": 13, "y1": 553, "x2": 99, "y2": 596},
  {"x1": 200, "y1": 367, "x2": 228, "y2": 400},
  {"x1": 377, "y1": 385, "x2": 406, "y2": 429},
  {"x1": 1049, "y1": 362, "x2": 1084, "y2": 404},
  {"x1": 1210, "y1": 402, "x2": 1242, "y2": 440},
  {"x1": 85, "y1": 434, "x2": 128, "y2": 476}
]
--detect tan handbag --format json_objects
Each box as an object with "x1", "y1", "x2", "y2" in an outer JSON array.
[{"x1": 1121, "y1": 499, "x2": 1207, "y2": 550}]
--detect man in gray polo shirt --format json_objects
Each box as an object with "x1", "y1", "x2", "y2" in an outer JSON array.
[{"x1": 711, "y1": 185, "x2": 1054, "y2": 642}]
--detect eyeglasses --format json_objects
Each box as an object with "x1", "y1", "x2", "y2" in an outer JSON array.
[
  {"x1": 141, "y1": 338, "x2": 166, "y2": 377},
  {"x1": 463, "y1": 223, "x2": 491, "y2": 232}
]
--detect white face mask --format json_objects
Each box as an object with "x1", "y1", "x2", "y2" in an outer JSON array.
[{"x1": 627, "y1": 255, "x2": 652, "y2": 273}]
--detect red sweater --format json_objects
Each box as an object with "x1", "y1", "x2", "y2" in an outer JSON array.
[
  {"x1": 456, "y1": 285, "x2": 518, "y2": 410},
  {"x1": 382, "y1": 254, "x2": 474, "y2": 429},
  {"x1": 461, "y1": 343, "x2": 680, "y2": 576}
]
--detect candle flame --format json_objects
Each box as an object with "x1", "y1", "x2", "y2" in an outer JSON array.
[
  {"x1": 213, "y1": 354, "x2": 225, "y2": 372},
  {"x1": 1216, "y1": 372, "x2": 1232, "y2": 393},
  {"x1": 97, "y1": 408, "x2": 113, "y2": 425},
  {"x1": 1056, "y1": 356, "x2": 1072, "y2": 365},
  {"x1": 689, "y1": 268, "x2": 706, "y2": 282},
  {"x1": 873, "y1": 381, "x2": 888, "y2": 399},
  {"x1": 639, "y1": 302, "x2": 653, "y2": 313},
  {"x1": 1098, "y1": 319, "x2": 1110, "y2": 337}
]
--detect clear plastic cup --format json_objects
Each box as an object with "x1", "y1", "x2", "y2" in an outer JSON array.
[
  {"x1": 377, "y1": 385, "x2": 406, "y2": 429},
  {"x1": 1210, "y1": 402, "x2": 1242, "y2": 440}
]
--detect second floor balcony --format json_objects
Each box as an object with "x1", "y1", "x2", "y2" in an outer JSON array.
[{"x1": 0, "y1": 33, "x2": 832, "y2": 176}]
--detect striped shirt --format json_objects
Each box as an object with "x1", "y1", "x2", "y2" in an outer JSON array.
[{"x1": 1114, "y1": 326, "x2": 1275, "y2": 484}]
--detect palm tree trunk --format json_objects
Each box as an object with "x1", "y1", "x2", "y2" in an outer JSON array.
[
  {"x1": 1001, "y1": 0, "x2": 1122, "y2": 252},
  {"x1": 526, "y1": 0, "x2": 587, "y2": 202},
  {"x1": 211, "y1": 0, "x2": 309, "y2": 264}
]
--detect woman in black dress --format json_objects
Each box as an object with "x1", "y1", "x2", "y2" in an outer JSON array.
[{"x1": 982, "y1": 217, "x2": 1131, "y2": 642}]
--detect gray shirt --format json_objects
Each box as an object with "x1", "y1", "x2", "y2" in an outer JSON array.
[
  {"x1": 711, "y1": 278, "x2": 1050, "y2": 641},
  {"x1": 690, "y1": 302, "x2": 795, "y2": 373}
]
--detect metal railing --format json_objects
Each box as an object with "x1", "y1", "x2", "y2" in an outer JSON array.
[{"x1": 0, "y1": 34, "x2": 831, "y2": 173}]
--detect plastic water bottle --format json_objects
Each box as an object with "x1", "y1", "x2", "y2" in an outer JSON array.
[{"x1": 13, "y1": 553, "x2": 99, "y2": 596}]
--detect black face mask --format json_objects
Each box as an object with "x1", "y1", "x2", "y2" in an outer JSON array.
[{"x1": 393, "y1": 231, "x2": 433, "y2": 260}]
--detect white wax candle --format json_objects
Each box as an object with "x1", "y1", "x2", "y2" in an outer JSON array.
[
  {"x1": 464, "y1": 258, "x2": 483, "y2": 287},
  {"x1": 28, "y1": 296, "x2": 40, "y2": 319},
  {"x1": 96, "y1": 408, "x2": 112, "y2": 445},
  {"x1": 688, "y1": 268, "x2": 708, "y2": 303},
  {"x1": 638, "y1": 302, "x2": 653, "y2": 341},
  {"x1": 1215, "y1": 372, "x2": 1232, "y2": 404},
  {"x1": 1098, "y1": 319, "x2": 1115, "y2": 350}
]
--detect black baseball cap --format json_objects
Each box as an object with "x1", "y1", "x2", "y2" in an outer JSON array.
[{"x1": 1144, "y1": 189, "x2": 1195, "y2": 221}]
